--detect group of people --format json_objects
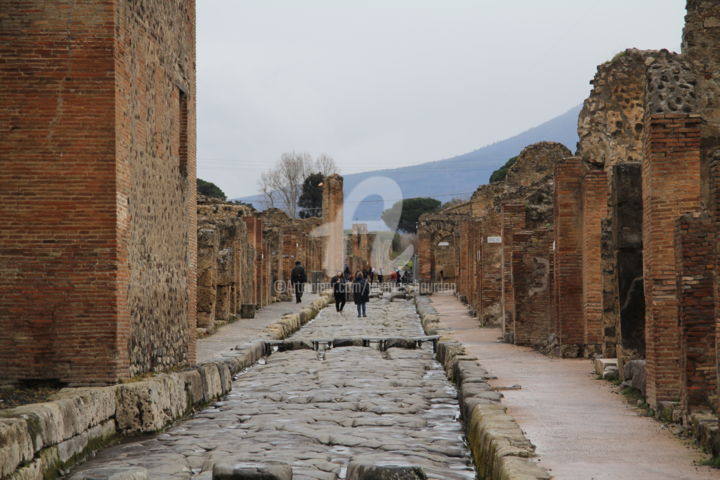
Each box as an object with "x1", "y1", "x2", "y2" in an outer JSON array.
[
  {"x1": 331, "y1": 270, "x2": 370, "y2": 317},
  {"x1": 290, "y1": 261, "x2": 371, "y2": 317},
  {"x1": 289, "y1": 260, "x2": 412, "y2": 318}
]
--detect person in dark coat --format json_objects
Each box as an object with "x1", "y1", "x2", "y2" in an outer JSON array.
[
  {"x1": 330, "y1": 271, "x2": 346, "y2": 313},
  {"x1": 290, "y1": 261, "x2": 307, "y2": 303},
  {"x1": 343, "y1": 264, "x2": 351, "y2": 282},
  {"x1": 352, "y1": 271, "x2": 370, "y2": 317}
]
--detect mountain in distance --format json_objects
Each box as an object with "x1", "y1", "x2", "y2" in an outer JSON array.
[{"x1": 234, "y1": 105, "x2": 581, "y2": 229}]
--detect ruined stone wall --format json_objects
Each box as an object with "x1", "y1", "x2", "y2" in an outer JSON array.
[
  {"x1": 470, "y1": 143, "x2": 570, "y2": 218},
  {"x1": 512, "y1": 229, "x2": 554, "y2": 347},
  {"x1": 0, "y1": 0, "x2": 197, "y2": 384},
  {"x1": 348, "y1": 224, "x2": 373, "y2": 274},
  {"x1": 196, "y1": 202, "x2": 328, "y2": 333},
  {"x1": 675, "y1": 212, "x2": 717, "y2": 412},
  {"x1": 683, "y1": 0, "x2": 720, "y2": 212},
  {"x1": 196, "y1": 198, "x2": 257, "y2": 334},
  {"x1": 577, "y1": 49, "x2": 652, "y2": 169},
  {"x1": 642, "y1": 52, "x2": 702, "y2": 406},
  {"x1": 611, "y1": 164, "x2": 645, "y2": 367},
  {"x1": 479, "y1": 215, "x2": 502, "y2": 326},
  {"x1": 417, "y1": 213, "x2": 463, "y2": 282},
  {"x1": 577, "y1": 50, "x2": 651, "y2": 363}
]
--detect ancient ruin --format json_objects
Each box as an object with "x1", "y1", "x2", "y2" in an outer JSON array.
[
  {"x1": 419, "y1": 0, "x2": 720, "y2": 424},
  {"x1": 1, "y1": 0, "x2": 198, "y2": 385},
  {"x1": 2, "y1": 1, "x2": 720, "y2": 479}
]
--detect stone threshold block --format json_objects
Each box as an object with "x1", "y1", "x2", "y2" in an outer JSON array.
[
  {"x1": 213, "y1": 462, "x2": 293, "y2": 480},
  {"x1": 70, "y1": 467, "x2": 149, "y2": 480},
  {"x1": 346, "y1": 461, "x2": 427, "y2": 480}
]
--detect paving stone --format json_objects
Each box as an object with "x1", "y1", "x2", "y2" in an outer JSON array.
[
  {"x1": 212, "y1": 462, "x2": 292, "y2": 480},
  {"x1": 67, "y1": 298, "x2": 475, "y2": 479}
]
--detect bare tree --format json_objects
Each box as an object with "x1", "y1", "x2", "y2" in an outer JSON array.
[
  {"x1": 258, "y1": 170, "x2": 277, "y2": 209},
  {"x1": 315, "y1": 153, "x2": 339, "y2": 177},
  {"x1": 268, "y1": 152, "x2": 312, "y2": 217},
  {"x1": 258, "y1": 152, "x2": 339, "y2": 217}
]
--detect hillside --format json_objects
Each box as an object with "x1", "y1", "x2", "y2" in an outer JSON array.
[{"x1": 234, "y1": 105, "x2": 580, "y2": 229}]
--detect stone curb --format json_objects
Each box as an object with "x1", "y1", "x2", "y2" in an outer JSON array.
[
  {"x1": 414, "y1": 296, "x2": 552, "y2": 480},
  {"x1": 0, "y1": 291, "x2": 334, "y2": 480}
]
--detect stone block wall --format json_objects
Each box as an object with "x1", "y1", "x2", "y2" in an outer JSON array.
[
  {"x1": 512, "y1": 229, "x2": 554, "y2": 347},
  {"x1": 479, "y1": 215, "x2": 502, "y2": 326},
  {"x1": 0, "y1": 0, "x2": 197, "y2": 385},
  {"x1": 611, "y1": 164, "x2": 645, "y2": 367},
  {"x1": 675, "y1": 213, "x2": 717, "y2": 411}
]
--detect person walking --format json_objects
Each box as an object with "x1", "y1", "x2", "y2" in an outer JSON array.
[
  {"x1": 331, "y1": 271, "x2": 346, "y2": 313},
  {"x1": 290, "y1": 260, "x2": 307, "y2": 303},
  {"x1": 352, "y1": 271, "x2": 370, "y2": 318},
  {"x1": 378, "y1": 267, "x2": 384, "y2": 284}
]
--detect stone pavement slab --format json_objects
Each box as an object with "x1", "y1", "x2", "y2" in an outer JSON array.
[
  {"x1": 196, "y1": 294, "x2": 319, "y2": 363},
  {"x1": 67, "y1": 297, "x2": 476, "y2": 480},
  {"x1": 429, "y1": 291, "x2": 718, "y2": 480}
]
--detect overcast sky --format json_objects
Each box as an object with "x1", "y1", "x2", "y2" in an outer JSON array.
[{"x1": 197, "y1": 1, "x2": 685, "y2": 199}]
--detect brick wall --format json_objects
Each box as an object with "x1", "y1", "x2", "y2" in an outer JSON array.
[
  {"x1": 643, "y1": 112, "x2": 702, "y2": 406},
  {"x1": 675, "y1": 213, "x2": 717, "y2": 411},
  {"x1": 581, "y1": 169, "x2": 608, "y2": 355},
  {"x1": 0, "y1": 0, "x2": 197, "y2": 384},
  {"x1": 553, "y1": 157, "x2": 585, "y2": 357},
  {"x1": 512, "y1": 228, "x2": 555, "y2": 346},
  {"x1": 500, "y1": 203, "x2": 525, "y2": 341}
]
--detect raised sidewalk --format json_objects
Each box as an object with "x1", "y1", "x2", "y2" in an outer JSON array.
[{"x1": 429, "y1": 291, "x2": 717, "y2": 480}]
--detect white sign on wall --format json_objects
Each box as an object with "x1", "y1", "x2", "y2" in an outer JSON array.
[{"x1": 487, "y1": 236, "x2": 502, "y2": 244}]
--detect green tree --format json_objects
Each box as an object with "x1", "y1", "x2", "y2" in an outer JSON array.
[
  {"x1": 197, "y1": 178, "x2": 226, "y2": 200},
  {"x1": 298, "y1": 172, "x2": 325, "y2": 218},
  {"x1": 489, "y1": 155, "x2": 518, "y2": 183},
  {"x1": 382, "y1": 197, "x2": 441, "y2": 233}
]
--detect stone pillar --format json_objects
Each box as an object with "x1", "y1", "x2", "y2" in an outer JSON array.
[
  {"x1": 582, "y1": 169, "x2": 608, "y2": 355},
  {"x1": 480, "y1": 214, "x2": 503, "y2": 326},
  {"x1": 197, "y1": 227, "x2": 218, "y2": 330},
  {"x1": 554, "y1": 157, "x2": 585, "y2": 357},
  {"x1": 500, "y1": 202, "x2": 525, "y2": 341},
  {"x1": 457, "y1": 220, "x2": 471, "y2": 304},
  {"x1": 675, "y1": 212, "x2": 717, "y2": 412},
  {"x1": 322, "y1": 174, "x2": 344, "y2": 275},
  {"x1": 643, "y1": 53, "x2": 701, "y2": 407},
  {"x1": 512, "y1": 228, "x2": 554, "y2": 347},
  {"x1": 244, "y1": 216, "x2": 263, "y2": 307},
  {"x1": 418, "y1": 224, "x2": 432, "y2": 281}
]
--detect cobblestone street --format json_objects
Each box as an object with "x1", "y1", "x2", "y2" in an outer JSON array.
[{"x1": 67, "y1": 297, "x2": 476, "y2": 480}]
